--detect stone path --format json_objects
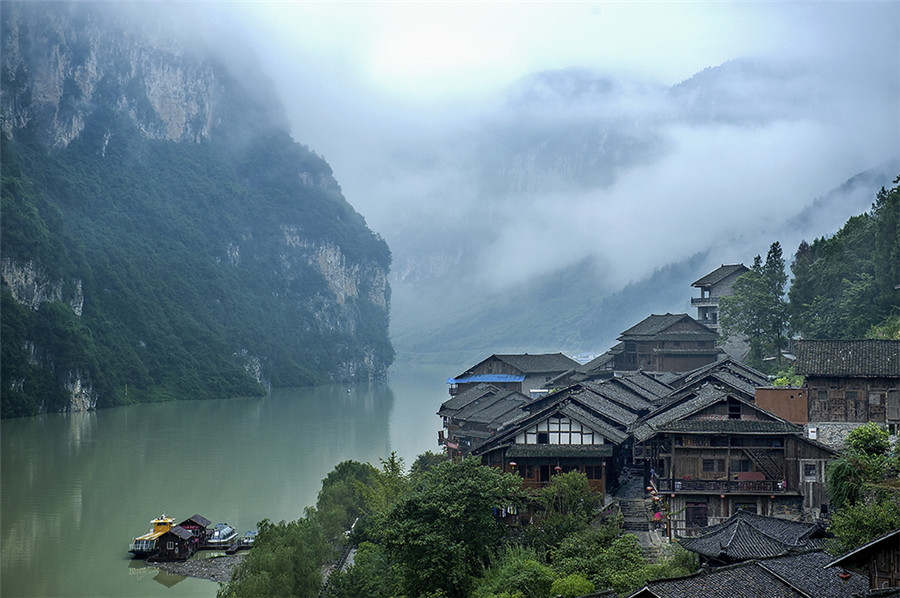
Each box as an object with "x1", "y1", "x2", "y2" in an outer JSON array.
[{"x1": 611, "y1": 468, "x2": 667, "y2": 561}]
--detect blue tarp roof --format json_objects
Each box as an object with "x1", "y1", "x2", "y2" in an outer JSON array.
[{"x1": 447, "y1": 374, "x2": 525, "y2": 384}]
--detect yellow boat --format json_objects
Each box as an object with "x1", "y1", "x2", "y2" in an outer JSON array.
[{"x1": 128, "y1": 514, "x2": 174, "y2": 558}]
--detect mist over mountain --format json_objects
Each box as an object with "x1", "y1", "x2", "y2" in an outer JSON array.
[
  {"x1": 385, "y1": 60, "x2": 898, "y2": 362},
  {"x1": 1, "y1": 3, "x2": 393, "y2": 416}
]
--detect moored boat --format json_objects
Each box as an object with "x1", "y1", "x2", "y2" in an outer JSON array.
[
  {"x1": 206, "y1": 522, "x2": 238, "y2": 547},
  {"x1": 128, "y1": 514, "x2": 175, "y2": 558}
]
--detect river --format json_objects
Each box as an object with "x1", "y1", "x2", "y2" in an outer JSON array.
[{"x1": 1, "y1": 362, "x2": 457, "y2": 597}]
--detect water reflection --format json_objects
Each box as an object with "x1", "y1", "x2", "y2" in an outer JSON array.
[{"x1": 1, "y1": 365, "x2": 449, "y2": 597}]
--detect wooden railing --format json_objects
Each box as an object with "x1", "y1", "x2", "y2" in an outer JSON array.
[{"x1": 657, "y1": 478, "x2": 786, "y2": 493}]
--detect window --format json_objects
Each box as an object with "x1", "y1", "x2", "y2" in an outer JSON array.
[
  {"x1": 804, "y1": 463, "x2": 817, "y2": 478},
  {"x1": 869, "y1": 393, "x2": 882, "y2": 405},
  {"x1": 703, "y1": 459, "x2": 725, "y2": 473},
  {"x1": 686, "y1": 502, "x2": 708, "y2": 529},
  {"x1": 728, "y1": 398, "x2": 741, "y2": 419},
  {"x1": 732, "y1": 459, "x2": 753, "y2": 472},
  {"x1": 585, "y1": 465, "x2": 603, "y2": 480},
  {"x1": 167, "y1": 541, "x2": 174, "y2": 550},
  {"x1": 537, "y1": 432, "x2": 549, "y2": 444}
]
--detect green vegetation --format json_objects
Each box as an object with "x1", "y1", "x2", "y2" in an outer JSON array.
[
  {"x1": 826, "y1": 423, "x2": 900, "y2": 554},
  {"x1": 720, "y1": 242, "x2": 788, "y2": 370},
  {"x1": 720, "y1": 177, "x2": 899, "y2": 371},
  {"x1": 221, "y1": 455, "x2": 699, "y2": 598},
  {"x1": 1, "y1": 107, "x2": 393, "y2": 417}
]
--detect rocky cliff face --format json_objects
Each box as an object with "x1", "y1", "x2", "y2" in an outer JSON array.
[{"x1": 1, "y1": 3, "x2": 393, "y2": 416}]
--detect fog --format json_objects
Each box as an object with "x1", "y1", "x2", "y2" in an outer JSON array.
[{"x1": 190, "y1": 2, "x2": 899, "y2": 353}]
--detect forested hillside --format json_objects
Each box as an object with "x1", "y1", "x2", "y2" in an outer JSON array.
[
  {"x1": 789, "y1": 178, "x2": 900, "y2": 339},
  {"x1": 0, "y1": 3, "x2": 393, "y2": 417}
]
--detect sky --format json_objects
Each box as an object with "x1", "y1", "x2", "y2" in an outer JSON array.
[{"x1": 211, "y1": 2, "x2": 899, "y2": 297}]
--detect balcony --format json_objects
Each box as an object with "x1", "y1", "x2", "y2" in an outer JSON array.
[
  {"x1": 691, "y1": 297, "x2": 717, "y2": 307},
  {"x1": 657, "y1": 478, "x2": 787, "y2": 494}
]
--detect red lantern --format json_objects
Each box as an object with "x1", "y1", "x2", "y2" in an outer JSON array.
[{"x1": 838, "y1": 572, "x2": 851, "y2": 583}]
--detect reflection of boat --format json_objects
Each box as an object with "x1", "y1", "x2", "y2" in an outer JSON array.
[
  {"x1": 206, "y1": 522, "x2": 237, "y2": 547},
  {"x1": 129, "y1": 514, "x2": 175, "y2": 558}
]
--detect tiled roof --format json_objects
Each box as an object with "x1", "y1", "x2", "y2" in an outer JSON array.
[
  {"x1": 658, "y1": 419, "x2": 801, "y2": 434},
  {"x1": 494, "y1": 353, "x2": 579, "y2": 373},
  {"x1": 179, "y1": 514, "x2": 212, "y2": 528},
  {"x1": 453, "y1": 390, "x2": 527, "y2": 426},
  {"x1": 795, "y1": 339, "x2": 900, "y2": 378},
  {"x1": 760, "y1": 551, "x2": 867, "y2": 597},
  {"x1": 438, "y1": 384, "x2": 501, "y2": 415},
  {"x1": 559, "y1": 403, "x2": 628, "y2": 445},
  {"x1": 826, "y1": 527, "x2": 900, "y2": 571},
  {"x1": 619, "y1": 314, "x2": 709, "y2": 338},
  {"x1": 585, "y1": 379, "x2": 654, "y2": 412},
  {"x1": 620, "y1": 371, "x2": 674, "y2": 397},
  {"x1": 631, "y1": 560, "x2": 802, "y2": 598},
  {"x1": 506, "y1": 444, "x2": 613, "y2": 458},
  {"x1": 678, "y1": 511, "x2": 825, "y2": 562},
  {"x1": 692, "y1": 264, "x2": 749, "y2": 288},
  {"x1": 667, "y1": 357, "x2": 768, "y2": 391},
  {"x1": 526, "y1": 385, "x2": 637, "y2": 427},
  {"x1": 631, "y1": 551, "x2": 865, "y2": 598},
  {"x1": 631, "y1": 384, "x2": 729, "y2": 442}
]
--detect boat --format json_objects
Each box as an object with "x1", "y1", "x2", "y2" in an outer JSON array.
[
  {"x1": 226, "y1": 530, "x2": 257, "y2": 554},
  {"x1": 129, "y1": 514, "x2": 175, "y2": 558},
  {"x1": 206, "y1": 522, "x2": 238, "y2": 547}
]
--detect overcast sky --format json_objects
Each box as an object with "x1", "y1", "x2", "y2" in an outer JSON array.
[{"x1": 214, "y1": 2, "x2": 899, "y2": 293}]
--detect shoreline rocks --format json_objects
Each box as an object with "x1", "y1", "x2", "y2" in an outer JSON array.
[{"x1": 150, "y1": 553, "x2": 247, "y2": 584}]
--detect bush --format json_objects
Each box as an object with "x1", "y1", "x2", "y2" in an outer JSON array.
[{"x1": 846, "y1": 422, "x2": 890, "y2": 456}]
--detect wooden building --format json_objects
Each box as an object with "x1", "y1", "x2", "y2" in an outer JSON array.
[
  {"x1": 610, "y1": 314, "x2": 723, "y2": 373},
  {"x1": 472, "y1": 387, "x2": 630, "y2": 495},
  {"x1": 691, "y1": 263, "x2": 749, "y2": 333},
  {"x1": 796, "y1": 339, "x2": 900, "y2": 435},
  {"x1": 632, "y1": 384, "x2": 836, "y2": 536},
  {"x1": 437, "y1": 384, "x2": 528, "y2": 457},
  {"x1": 826, "y1": 528, "x2": 900, "y2": 591},
  {"x1": 447, "y1": 353, "x2": 578, "y2": 397},
  {"x1": 152, "y1": 526, "x2": 196, "y2": 562},
  {"x1": 177, "y1": 514, "x2": 211, "y2": 542}
]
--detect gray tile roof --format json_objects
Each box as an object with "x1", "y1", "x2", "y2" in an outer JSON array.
[
  {"x1": 585, "y1": 379, "x2": 654, "y2": 412},
  {"x1": 494, "y1": 353, "x2": 579, "y2": 373},
  {"x1": 631, "y1": 384, "x2": 729, "y2": 442},
  {"x1": 453, "y1": 390, "x2": 528, "y2": 426},
  {"x1": 618, "y1": 313, "x2": 718, "y2": 341},
  {"x1": 760, "y1": 551, "x2": 867, "y2": 597},
  {"x1": 692, "y1": 264, "x2": 749, "y2": 288},
  {"x1": 795, "y1": 339, "x2": 900, "y2": 378},
  {"x1": 677, "y1": 511, "x2": 826, "y2": 562},
  {"x1": 438, "y1": 383, "x2": 501, "y2": 415},
  {"x1": 657, "y1": 419, "x2": 801, "y2": 434},
  {"x1": 632, "y1": 551, "x2": 865, "y2": 598},
  {"x1": 667, "y1": 357, "x2": 769, "y2": 391}
]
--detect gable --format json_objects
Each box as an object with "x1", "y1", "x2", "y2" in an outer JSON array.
[{"x1": 513, "y1": 404, "x2": 627, "y2": 446}]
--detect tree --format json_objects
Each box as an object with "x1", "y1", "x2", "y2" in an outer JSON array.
[
  {"x1": 378, "y1": 457, "x2": 522, "y2": 597},
  {"x1": 526, "y1": 471, "x2": 599, "y2": 552},
  {"x1": 826, "y1": 423, "x2": 900, "y2": 554},
  {"x1": 470, "y1": 545, "x2": 558, "y2": 598},
  {"x1": 720, "y1": 243, "x2": 789, "y2": 369},
  {"x1": 218, "y1": 515, "x2": 331, "y2": 598},
  {"x1": 315, "y1": 460, "x2": 376, "y2": 542}
]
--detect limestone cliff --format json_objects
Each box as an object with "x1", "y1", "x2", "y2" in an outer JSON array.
[{"x1": 0, "y1": 2, "x2": 393, "y2": 417}]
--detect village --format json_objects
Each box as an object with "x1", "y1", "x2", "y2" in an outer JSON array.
[{"x1": 438, "y1": 264, "x2": 900, "y2": 596}]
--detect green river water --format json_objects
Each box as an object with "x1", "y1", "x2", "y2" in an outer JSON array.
[{"x1": 1, "y1": 363, "x2": 451, "y2": 597}]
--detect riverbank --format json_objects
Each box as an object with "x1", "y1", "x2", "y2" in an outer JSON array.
[{"x1": 150, "y1": 554, "x2": 247, "y2": 584}]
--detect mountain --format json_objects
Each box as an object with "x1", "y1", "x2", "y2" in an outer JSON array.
[
  {"x1": 0, "y1": 3, "x2": 393, "y2": 417},
  {"x1": 387, "y1": 62, "x2": 898, "y2": 363}
]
